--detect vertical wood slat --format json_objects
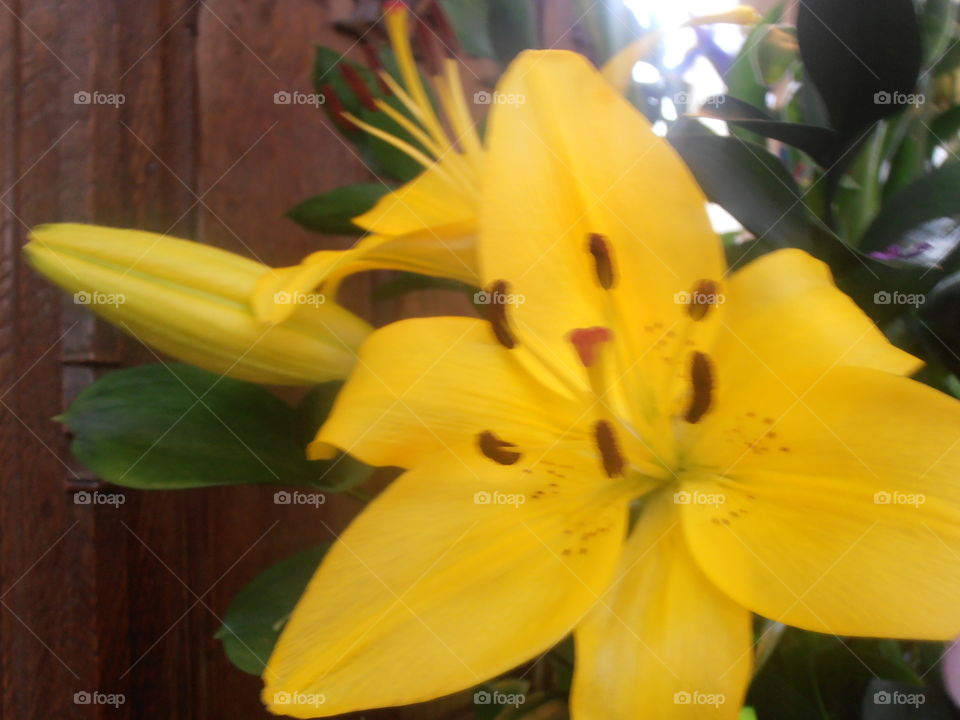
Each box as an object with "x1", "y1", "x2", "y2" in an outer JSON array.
[
  {"x1": 0, "y1": 0, "x2": 649, "y2": 715},
  {"x1": 1, "y1": 1, "x2": 377, "y2": 718}
]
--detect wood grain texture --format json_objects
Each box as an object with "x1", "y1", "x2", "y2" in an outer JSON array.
[
  {"x1": 0, "y1": 1, "x2": 624, "y2": 718},
  {"x1": 1, "y1": 1, "x2": 378, "y2": 718}
]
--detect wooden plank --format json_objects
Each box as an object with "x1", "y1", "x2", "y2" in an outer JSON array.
[{"x1": 194, "y1": 1, "x2": 378, "y2": 716}]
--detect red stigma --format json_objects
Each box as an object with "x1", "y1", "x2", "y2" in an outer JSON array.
[{"x1": 568, "y1": 327, "x2": 613, "y2": 367}]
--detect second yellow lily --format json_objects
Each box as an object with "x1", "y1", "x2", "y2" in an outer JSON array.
[{"x1": 252, "y1": 2, "x2": 482, "y2": 324}]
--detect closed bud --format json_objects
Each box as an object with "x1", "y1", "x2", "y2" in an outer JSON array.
[{"x1": 26, "y1": 224, "x2": 371, "y2": 385}]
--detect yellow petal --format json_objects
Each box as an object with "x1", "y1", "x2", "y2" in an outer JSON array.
[
  {"x1": 710, "y1": 249, "x2": 920, "y2": 401},
  {"x1": 252, "y1": 231, "x2": 477, "y2": 324},
  {"x1": 263, "y1": 443, "x2": 633, "y2": 717},
  {"x1": 479, "y1": 49, "x2": 724, "y2": 444},
  {"x1": 26, "y1": 224, "x2": 371, "y2": 385},
  {"x1": 313, "y1": 316, "x2": 583, "y2": 466},
  {"x1": 686, "y1": 6, "x2": 762, "y2": 28},
  {"x1": 353, "y1": 163, "x2": 476, "y2": 239},
  {"x1": 682, "y1": 366, "x2": 960, "y2": 640},
  {"x1": 253, "y1": 163, "x2": 480, "y2": 324},
  {"x1": 573, "y1": 492, "x2": 752, "y2": 720}
]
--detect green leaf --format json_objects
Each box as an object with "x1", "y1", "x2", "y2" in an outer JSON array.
[
  {"x1": 312, "y1": 46, "x2": 379, "y2": 118},
  {"x1": 859, "y1": 162, "x2": 960, "y2": 264},
  {"x1": 570, "y1": 0, "x2": 643, "y2": 65},
  {"x1": 796, "y1": 0, "x2": 922, "y2": 138},
  {"x1": 441, "y1": 0, "x2": 496, "y2": 59},
  {"x1": 915, "y1": 272, "x2": 960, "y2": 377},
  {"x1": 933, "y1": 38, "x2": 960, "y2": 76},
  {"x1": 754, "y1": 25, "x2": 798, "y2": 87},
  {"x1": 287, "y1": 183, "x2": 390, "y2": 235},
  {"x1": 487, "y1": 0, "x2": 536, "y2": 65},
  {"x1": 697, "y1": 95, "x2": 840, "y2": 167},
  {"x1": 216, "y1": 545, "x2": 328, "y2": 675},
  {"x1": 927, "y1": 106, "x2": 960, "y2": 152},
  {"x1": 312, "y1": 46, "x2": 423, "y2": 183},
  {"x1": 356, "y1": 98, "x2": 423, "y2": 182},
  {"x1": 725, "y1": 4, "x2": 784, "y2": 105},
  {"x1": 372, "y1": 271, "x2": 476, "y2": 302},
  {"x1": 920, "y1": 0, "x2": 954, "y2": 68},
  {"x1": 668, "y1": 122, "x2": 818, "y2": 253},
  {"x1": 61, "y1": 364, "x2": 322, "y2": 489}
]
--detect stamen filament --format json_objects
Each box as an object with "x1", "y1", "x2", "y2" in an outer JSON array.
[
  {"x1": 373, "y1": 97, "x2": 447, "y2": 161},
  {"x1": 441, "y1": 59, "x2": 484, "y2": 166},
  {"x1": 385, "y1": 5, "x2": 451, "y2": 155},
  {"x1": 340, "y1": 111, "x2": 460, "y2": 189}
]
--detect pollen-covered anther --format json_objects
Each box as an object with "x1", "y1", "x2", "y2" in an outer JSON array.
[
  {"x1": 593, "y1": 420, "x2": 627, "y2": 478},
  {"x1": 587, "y1": 233, "x2": 616, "y2": 290},
  {"x1": 478, "y1": 430, "x2": 522, "y2": 465},
  {"x1": 685, "y1": 351, "x2": 714, "y2": 423},
  {"x1": 688, "y1": 279, "x2": 721, "y2": 321},
  {"x1": 593, "y1": 419, "x2": 625, "y2": 478},
  {"x1": 484, "y1": 280, "x2": 517, "y2": 349},
  {"x1": 568, "y1": 326, "x2": 613, "y2": 367}
]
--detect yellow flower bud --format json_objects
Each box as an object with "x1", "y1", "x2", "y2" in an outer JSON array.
[{"x1": 25, "y1": 224, "x2": 372, "y2": 385}]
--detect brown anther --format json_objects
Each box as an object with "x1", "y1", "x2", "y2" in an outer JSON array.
[
  {"x1": 483, "y1": 280, "x2": 517, "y2": 349},
  {"x1": 358, "y1": 42, "x2": 391, "y2": 94},
  {"x1": 568, "y1": 327, "x2": 613, "y2": 367},
  {"x1": 322, "y1": 85, "x2": 357, "y2": 131},
  {"x1": 425, "y1": 0, "x2": 460, "y2": 55},
  {"x1": 685, "y1": 352, "x2": 714, "y2": 424},
  {"x1": 593, "y1": 420, "x2": 625, "y2": 478},
  {"x1": 688, "y1": 279, "x2": 721, "y2": 321},
  {"x1": 477, "y1": 431, "x2": 522, "y2": 466},
  {"x1": 411, "y1": 11, "x2": 442, "y2": 75},
  {"x1": 588, "y1": 233, "x2": 616, "y2": 290},
  {"x1": 339, "y1": 63, "x2": 378, "y2": 111}
]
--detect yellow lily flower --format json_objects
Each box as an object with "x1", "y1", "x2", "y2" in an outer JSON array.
[
  {"x1": 26, "y1": 224, "x2": 371, "y2": 385},
  {"x1": 252, "y1": 2, "x2": 482, "y2": 324},
  {"x1": 263, "y1": 52, "x2": 960, "y2": 720},
  {"x1": 254, "y1": 1, "x2": 762, "y2": 325}
]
